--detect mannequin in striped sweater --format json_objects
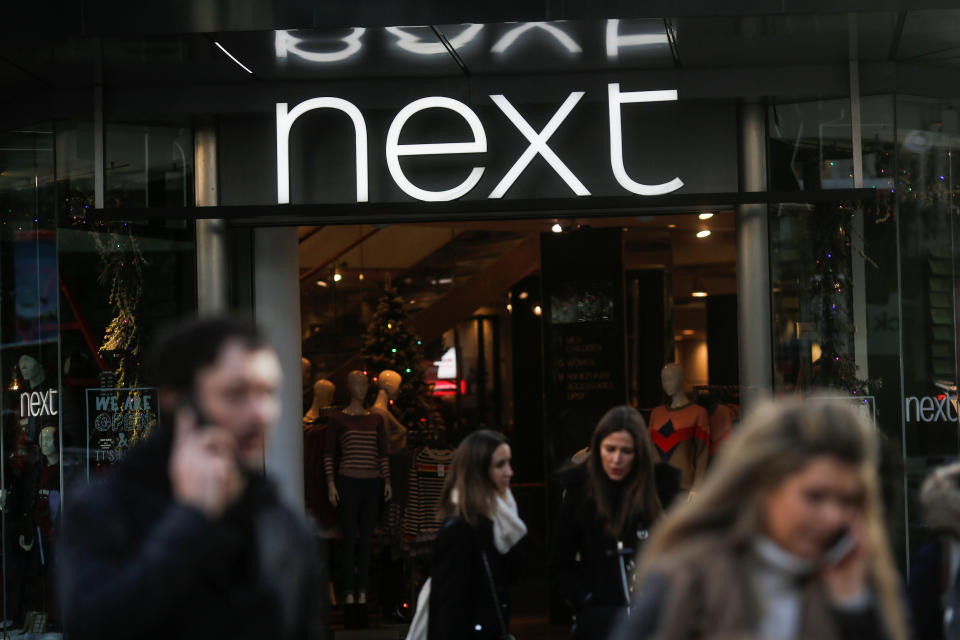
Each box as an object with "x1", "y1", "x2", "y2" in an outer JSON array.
[{"x1": 325, "y1": 370, "x2": 392, "y2": 627}]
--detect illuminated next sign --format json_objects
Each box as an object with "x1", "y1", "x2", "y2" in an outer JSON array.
[
  {"x1": 276, "y1": 83, "x2": 684, "y2": 204},
  {"x1": 20, "y1": 389, "x2": 58, "y2": 419}
]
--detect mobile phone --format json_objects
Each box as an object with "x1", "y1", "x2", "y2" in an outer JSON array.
[
  {"x1": 823, "y1": 528, "x2": 856, "y2": 566},
  {"x1": 179, "y1": 392, "x2": 211, "y2": 429}
]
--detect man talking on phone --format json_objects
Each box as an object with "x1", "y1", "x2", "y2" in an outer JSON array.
[{"x1": 58, "y1": 317, "x2": 322, "y2": 640}]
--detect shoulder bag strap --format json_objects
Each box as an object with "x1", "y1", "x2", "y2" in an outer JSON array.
[{"x1": 480, "y1": 551, "x2": 512, "y2": 640}]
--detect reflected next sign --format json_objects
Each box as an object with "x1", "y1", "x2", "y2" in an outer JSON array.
[{"x1": 276, "y1": 84, "x2": 683, "y2": 204}]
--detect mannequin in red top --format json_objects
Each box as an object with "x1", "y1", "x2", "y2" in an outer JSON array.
[{"x1": 648, "y1": 364, "x2": 710, "y2": 497}]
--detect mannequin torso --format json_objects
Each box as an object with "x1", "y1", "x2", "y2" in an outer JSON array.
[
  {"x1": 649, "y1": 364, "x2": 710, "y2": 492},
  {"x1": 324, "y1": 371, "x2": 392, "y2": 504}
]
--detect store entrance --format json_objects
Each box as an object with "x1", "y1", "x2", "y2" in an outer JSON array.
[{"x1": 298, "y1": 211, "x2": 740, "y2": 634}]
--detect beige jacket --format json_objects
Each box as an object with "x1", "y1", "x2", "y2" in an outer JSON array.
[{"x1": 618, "y1": 534, "x2": 884, "y2": 640}]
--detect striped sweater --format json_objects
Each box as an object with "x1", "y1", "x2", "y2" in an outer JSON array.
[
  {"x1": 324, "y1": 412, "x2": 391, "y2": 481},
  {"x1": 403, "y1": 446, "x2": 455, "y2": 547}
]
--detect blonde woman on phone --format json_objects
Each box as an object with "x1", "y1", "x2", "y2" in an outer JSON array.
[{"x1": 612, "y1": 397, "x2": 907, "y2": 640}]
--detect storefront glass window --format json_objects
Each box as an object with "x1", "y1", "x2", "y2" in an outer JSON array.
[
  {"x1": 0, "y1": 117, "x2": 199, "y2": 636},
  {"x1": 768, "y1": 98, "x2": 855, "y2": 191},
  {"x1": 105, "y1": 123, "x2": 193, "y2": 209},
  {"x1": 0, "y1": 124, "x2": 60, "y2": 633},
  {"x1": 894, "y1": 95, "x2": 960, "y2": 561}
]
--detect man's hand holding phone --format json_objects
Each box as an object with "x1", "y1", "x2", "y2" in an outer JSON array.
[{"x1": 169, "y1": 405, "x2": 245, "y2": 519}]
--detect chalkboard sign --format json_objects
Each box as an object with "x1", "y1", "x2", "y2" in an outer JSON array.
[{"x1": 85, "y1": 387, "x2": 159, "y2": 477}]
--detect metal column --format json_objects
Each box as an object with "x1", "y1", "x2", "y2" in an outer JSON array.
[
  {"x1": 849, "y1": 13, "x2": 870, "y2": 382},
  {"x1": 736, "y1": 101, "x2": 773, "y2": 412},
  {"x1": 194, "y1": 124, "x2": 229, "y2": 314},
  {"x1": 254, "y1": 227, "x2": 305, "y2": 511}
]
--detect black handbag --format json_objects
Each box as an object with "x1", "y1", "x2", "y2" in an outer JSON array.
[{"x1": 480, "y1": 551, "x2": 516, "y2": 640}]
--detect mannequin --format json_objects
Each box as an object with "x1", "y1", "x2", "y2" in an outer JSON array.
[
  {"x1": 304, "y1": 379, "x2": 336, "y2": 424},
  {"x1": 18, "y1": 356, "x2": 45, "y2": 389},
  {"x1": 370, "y1": 370, "x2": 410, "y2": 622},
  {"x1": 324, "y1": 371, "x2": 392, "y2": 627},
  {"x1": 305, "y1": 378, "x2": 338, "y2": 530},
  {"x1": 18, "y1": 355, "x2": 50, "y2": 441},
  {"x1": 370, "y1": 370, "x2": 408, "y2": 453},
  {"x1": 302, "y1": 379, "x2": 337, "y2": 618},
  {"x1": 648, "y1": 363, "x2": 710, "y2": 494}
]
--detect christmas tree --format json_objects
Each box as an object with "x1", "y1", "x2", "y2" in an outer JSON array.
[
  {"x1": 805, "y1": 200, "x2": 880, "y2": 397},
  {"x1": 361, "y1": 287, "x2": 434, "y2": 440}
]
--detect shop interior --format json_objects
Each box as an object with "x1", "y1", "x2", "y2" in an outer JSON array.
[{"x1": 298, "y1": 211, "x2": 743, "y2": 630}]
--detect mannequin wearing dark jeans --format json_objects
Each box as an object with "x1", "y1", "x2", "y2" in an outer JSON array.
[
  {"x1": 338, "y1": 476, "x2": 381, "y2": 599},
  {"x1": 324, "y1": 373, "x2": 392, "y2": 628}
]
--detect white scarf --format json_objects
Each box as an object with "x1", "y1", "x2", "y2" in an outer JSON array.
[{"x1": 451, "y1": 488, "x2": 528, "y2": 553}]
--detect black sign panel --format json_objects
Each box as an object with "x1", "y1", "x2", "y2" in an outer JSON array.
[
  {"x1": 220, "y1": 77, "x2": 737, "y2": 208},
  {"x1": 541, "y1": 228, "x2": 627, "y2": 472}
]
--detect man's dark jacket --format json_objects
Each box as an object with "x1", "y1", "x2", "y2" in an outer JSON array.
[{"x1": 58, "y1": 429, "x2": 323, "y2": 640}]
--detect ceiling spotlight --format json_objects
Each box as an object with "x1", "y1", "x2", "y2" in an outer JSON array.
[
  {"x1": 518, "y1": 291, "x2": 529, "y2": 300},
  {"x1": 696, "y1": 230, "x2": 711, "y2": 239},
  {"x1": 682, "y1": 329, "x2": 696, "y2": 335},
  {"x1": 316, "y1": 280, "x2": 328, "y2": 288},
  {"x1": 332, "y1": 272, "x2": 343, "y2": 283},
  {"x1": 358, "y1": 273, "x2": 365, "y2": 281},
  {"x1": 692, "y1": 290, "x2": 708, "y2": 298},
  {"x1": 551, "y1": 223, "x2": 563, "y2": 233},
  {"x1": 506, "y1": 304, "x2": 513, "y2": 313},
  {"x1": 667, "y1": 224, "x2": 677, "y2": 229},
  {"x1": 533, "y1": 305, "x2": 543, "y2": 316},
  {"x1": 698, "y1": 212, "x2": 714, "y2": 220}
]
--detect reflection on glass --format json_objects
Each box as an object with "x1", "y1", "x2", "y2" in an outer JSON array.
[
  {"x1": 769, "y1": 99, "x2": 853, "y2": 191},
  {"x1": 605, "y1": 19, "x2": 670, "y2": 59},
  {"x1": 275, "y1": 28, "x2": 366, "y2": 63},
  {"x1": 386, "y1": 24, "x2": 482, "y2": 55},
  {"x1": 105, "y1": 124, "x2": 193, "y2": 208},
  {"x1": 0, "y1": 124, "x2": 61, "y2": 633},
  {"x1": 491, "y1": 22, "x2": 582, "y2": 55}
]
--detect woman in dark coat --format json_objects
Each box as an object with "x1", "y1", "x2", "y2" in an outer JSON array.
[
  {"x1": 549, "y1": 405, "x2": 666, "y2": 640},
  {"x1": 428, "y1": 429, "x2": 527, "y2": 640},
  {"x1": 908, "y1": 461, "x2": 960, "y2": 640}
]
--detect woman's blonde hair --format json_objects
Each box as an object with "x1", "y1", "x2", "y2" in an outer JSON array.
[
  {"x1": 440, "y1": 429, "x2": 508, "y2": 526},
  {"x1": 639, "y1": 395, "x2": 907, "y2": 640}
]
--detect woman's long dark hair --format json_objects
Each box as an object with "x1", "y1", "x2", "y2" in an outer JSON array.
[
  {"x1": 586, "y1": 406, "x2": 663, "y2": 538},
  {"x1": 441, "y1": 429, "x2": 509, "y2": 526}
]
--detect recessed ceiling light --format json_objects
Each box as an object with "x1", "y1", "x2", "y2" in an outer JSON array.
[
  {"x1": 667, "y1": 224, "x2": 677, "y2": 229},
  {"x1": 696, "y1": 230, "x2": 711, "y2": 238},
  {"x1": 698, "y1": 212, "x2": 714, "y2": 220},
  {"x1": 692, "y1": 291, "x2": 708, "y2": 298},
  {"x1": 551, "y1": 223, "x2": 563, "y2": 233}
]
